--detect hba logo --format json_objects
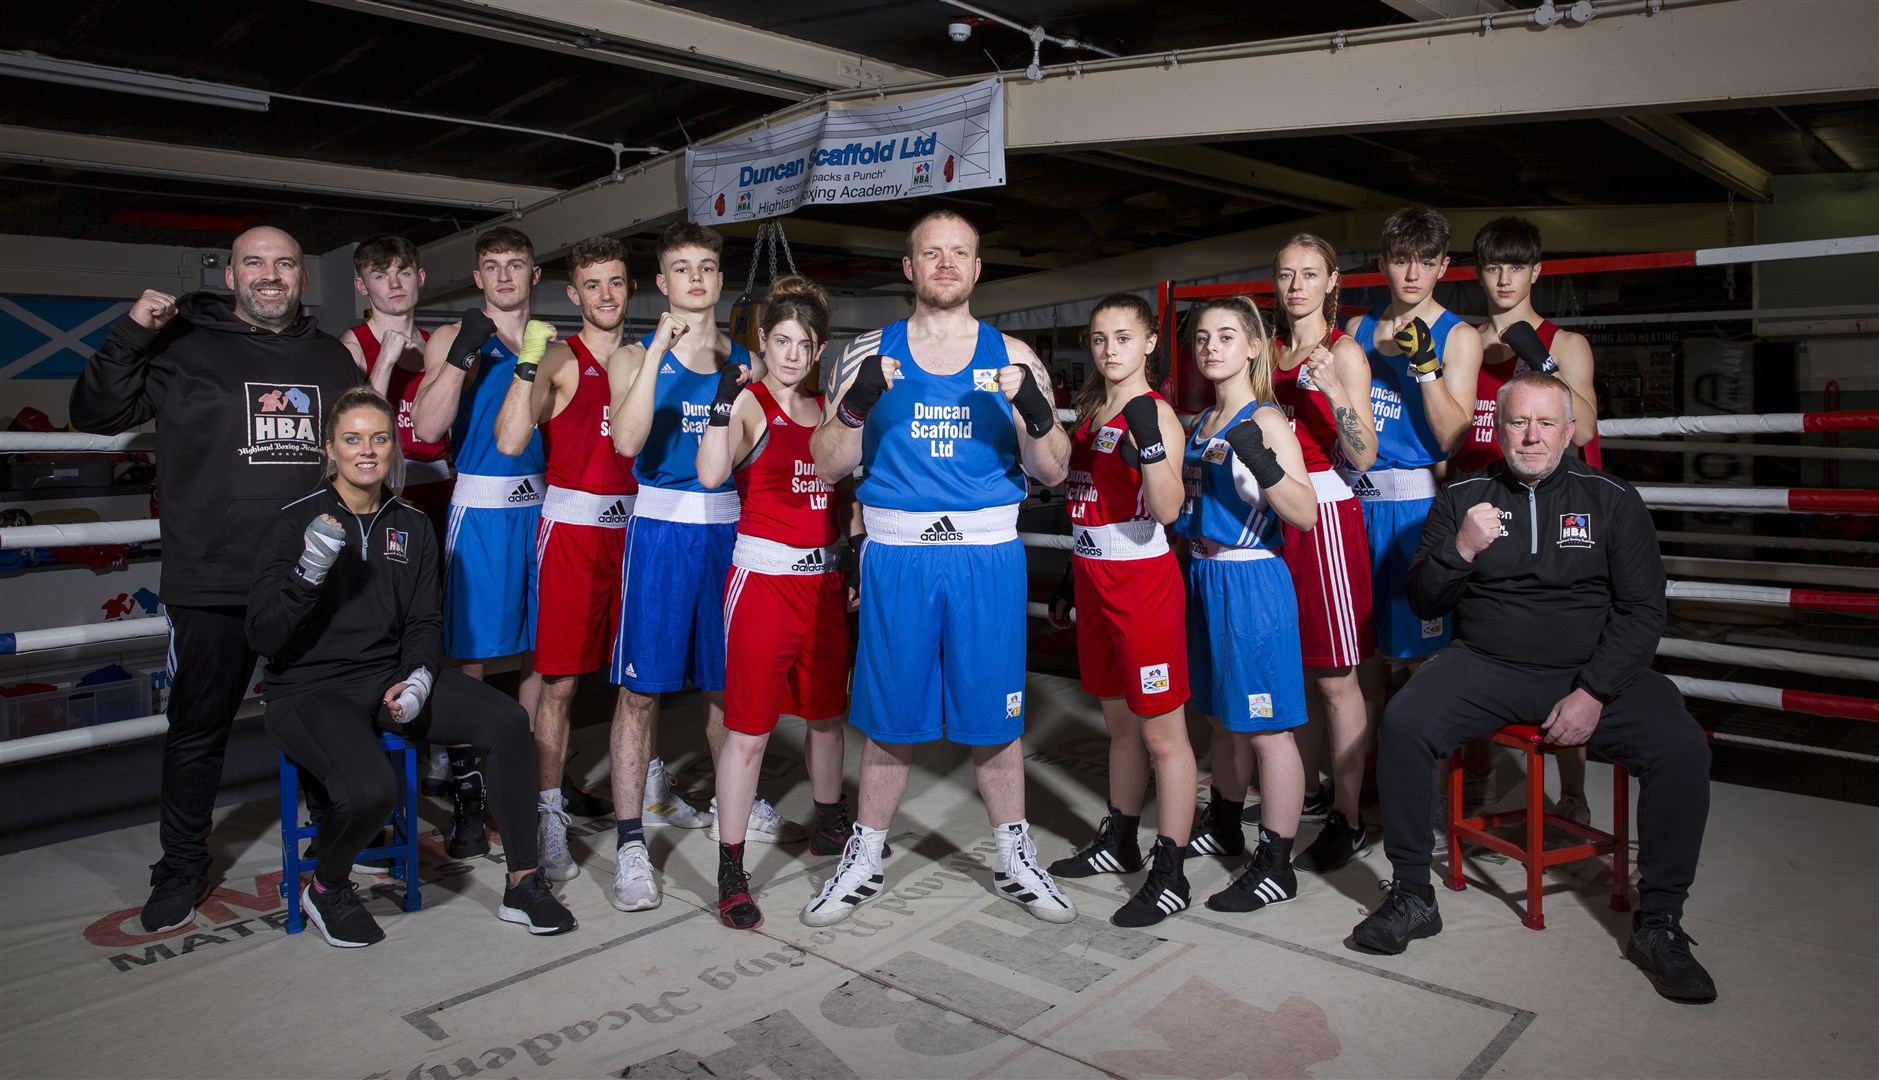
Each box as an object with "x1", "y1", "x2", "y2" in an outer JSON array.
[
  {"x1": 1558, "y1": 512, "x2": 1594, "y2": 548},
  {"x1": 912, "y1": 161, "x2": 931, "y2": 187},
  {"x1": 383, "y1": 528, "x2": 409, "y2": 563},
  {"x1": 241, "y1": 383, "x2": 321, "y2": 463}
]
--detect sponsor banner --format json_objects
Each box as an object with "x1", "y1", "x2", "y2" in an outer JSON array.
[{"x1": 687, "y1": 78, "x2": 1005, "y2": 221}]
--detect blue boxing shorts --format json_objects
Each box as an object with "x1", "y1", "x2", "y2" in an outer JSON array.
[
  {"x1": 442, "y1": 501, "x2": 540, "y2": 660},
  {"x1": 611, "y1": 514, "x2": 737, "y2": 694},
  {"x1": 1357, "y1": 485, "x2": 1450, "y2": 659},
  {"x1": 1185, "y1": 553, "x2": 1307, "y2": 733},
  {"x1": 849, "y1": 531, "x2": 1029, "y2": 746}
]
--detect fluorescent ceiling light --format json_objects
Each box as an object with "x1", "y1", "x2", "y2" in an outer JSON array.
[{"x1": 0, "y1": 51, "x2": 271, "y2": 111}]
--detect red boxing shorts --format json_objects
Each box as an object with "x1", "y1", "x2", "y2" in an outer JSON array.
[
  {"x1": 1072, "y1": 551, "x2": 1190, "y2": 716},
  {"x1": 533, "y1": 518, "x2": 626, "y2": 677},
  {"x1": 1281, "y1": 491, "x2": 1374, "y2": 668},
  {"x1": 722, "y1": 566, "x2": 851, "y2": 734}
]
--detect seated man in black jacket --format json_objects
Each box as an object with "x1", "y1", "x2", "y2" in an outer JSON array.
[
  {"x1": 1352, "y1": 371, "x2": 1715, "y2": 1005},
  {"x1": 248, "y1": 388, "x2": 574, "y2": 947}
]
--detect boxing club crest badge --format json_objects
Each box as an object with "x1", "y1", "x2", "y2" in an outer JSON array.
[
  {"x1": 1558, "y1": 513, "x2": 1594, "y2": 548},
  {"x1": 241, "y1": 383, "x2": 322, "y2": 464}
]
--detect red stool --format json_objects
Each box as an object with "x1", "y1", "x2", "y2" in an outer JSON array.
[{"x1": 1444, "y1": 724, "x2": 1629, "y2": 930}]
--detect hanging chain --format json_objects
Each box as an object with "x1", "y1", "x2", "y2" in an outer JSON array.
[
  {"x1": 775, "y1": 218, "x2": 798, "y2": 276},
  {"x1": 741, "y1": 220, "x2": 766, "y2": 300}
]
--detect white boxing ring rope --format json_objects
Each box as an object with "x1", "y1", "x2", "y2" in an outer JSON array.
[
  {"x1": 1, "y1": 617, "x2": 168, "y2": 656},
  {"x1": 0, "y1": 519, "x2": 161, "y2": 549}
]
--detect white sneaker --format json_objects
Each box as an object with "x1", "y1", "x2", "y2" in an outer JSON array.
[
  {"x1": 708, "y1": 796, "x2": 808, "y2": 844},
  {"x1": 537, "y1": 801, "x2": 579, "y2": 882},
  {"x1": 994, "y1": 823, "x2": 1077, "y2": 924},
  {"x1": 1555, "y1": 794, "x2": 1593, "y2": 827},
  {"x1": 800, "y1": 825, "x2": 885, "y2": 927},
  {"x1": 610, "y1": 840, "x2": 660, "y2": 911},
  {"x1": 642, "y1": 758, "x2": 713, "y2": 828}
]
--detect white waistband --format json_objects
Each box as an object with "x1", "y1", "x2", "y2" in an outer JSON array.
[
  {"x1": 403, "y1": 458, "x2": 453, "y2": 486},
  {"x1": 450, "y1": 471, "x2": 545, "y2": 509},
  {"x1": 1072, "y1": 520, "x2": 1170, "y2": 561},
  {"x1": 863, "y1": 505, "x2": 1019, "y2": 546},
  {"x1": 634, "y1": 484, "x2": 740, "y2": 524},
  {"x1": 543, "y1": 486, "x2": 634, "y2": 527},
  {"x1": 1347, "y1": 467, "x2": 1437, "y2": 501},
  {"x1": 1190, "y1": 537, "x2": 1276, "y2": 562},
  {"x1": 732, "y1": 534, "x2": 842, "y2": 575},
  {"x1": 1310, "y1": 469, "x2": 1354, "y2": 502}
]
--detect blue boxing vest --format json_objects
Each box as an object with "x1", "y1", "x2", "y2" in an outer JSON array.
[
  {"x1": 450, "y1": 335, "x2": 544, "y2": 476},
  {"x1": 1356, "y1": 306, "x2": 1464, "y2": 471},
  {"x1": 1175, "y1": 402, "x2": 1284, "y2": 551},
  {"x1": 631, "y1": 332, "x2": 754, "y2": 493},
  {"x1": 857, "y1": 320, "x2": 1026, "y2": 513}
]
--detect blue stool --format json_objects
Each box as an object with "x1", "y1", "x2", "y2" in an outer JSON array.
[{"x1": 278, "y1": 729, "x2": 422, "y2": 933}]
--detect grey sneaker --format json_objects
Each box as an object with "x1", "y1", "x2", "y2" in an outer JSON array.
[{"x1": 536, "y1": 801, "x2": 580, "y2": 882}]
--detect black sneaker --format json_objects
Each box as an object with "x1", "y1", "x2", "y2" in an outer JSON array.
[
  {"x1": 1206, "y1": 830, "x2": 1298, "y2": 912},
  {"x1": 1293, "y1": 810, "x2": 1371, "y2": 874},
  {"x1": 1299, "y1": 783, "x2": 1331, "y2": 824},
  {"x1": 498, "y1": 870, "x2": 578, "y2": 935},
  {"x1": 1351, "y1": 880, "x2": 1443, "y2": 954},
  {"x1": 302, "y1": 880, "x2": 384, "y2": 947},
  {"x1": 1182, "y1": 795, "x2": 1245, "y2": 861},
  {"x1": 1111, "y1": 837, "x2": 1190, "y2": 927},
  {"x1": 140, "y1": 866, "x2": 208, "y2": 933},
  {"x1": 717, "y1": 861, "x2": 764, "y2": 931},
  {"x1": 1048, "y1": 807, "x2": 1143, "y2": 878},
  {"x1": 1626, "y1": 913, "x2": 1717, "y2": 1004},
  {"x1": 809, "y1": 795, "x2": 889, "y2": 859},
  {"x1": 561, "y1": 774, "x2": 614, "y2": 818},
  {"x1": 448, "y1": 790, "x2": 490, "y2": 859}
]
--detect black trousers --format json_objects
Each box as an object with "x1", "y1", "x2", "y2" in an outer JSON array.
[
  {"x1": 1377, "y1": 642, "x2": 1711, "y2": 917},
  {"x1": 158, "y1": 605, "x2": 257, "y2": 878},
  {"x1": 265, "y1": 670, "x2": 540, "y2": 882}
]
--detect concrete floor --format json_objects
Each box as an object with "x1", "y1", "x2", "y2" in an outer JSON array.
[{"x1": 2, "y1": 673, "x2": 1874, "y2": 1079}]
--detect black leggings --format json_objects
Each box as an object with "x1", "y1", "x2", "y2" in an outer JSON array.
[
  {"x1": 1377, "y1": 642, "x2": 1711, "y2": 917},
  {"x1": 266, "y1": 670, "x2": 539, "y2": 882}
]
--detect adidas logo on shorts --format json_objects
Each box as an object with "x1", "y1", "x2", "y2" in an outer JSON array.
[
  {"x1": 791, "y1": 549, "x2": 827, "y2": 573},
  {"x1": 599, "y1": 499, "x2": 631, "y2": 525},
  {"x1": 507, "y1": 478, "x2": 539, "y2": 504},
  {"x1": 920, "y1": 515, "x2": 964, "y2": 542},
  {"x1": 1352, "y1": 473, "x2": 1380, "y2": 499},
  {"x1": 1074, "y1": 531, "x2": 1102, "y2": 557},
  {"x1": 624, "y1": 663, "x2": 638, "y2": 678}
]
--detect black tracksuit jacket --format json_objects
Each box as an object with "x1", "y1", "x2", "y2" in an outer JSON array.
[
  {"x1": 246, "y1": 484, "x2": 441, "y2": 702},
  {"x1": 1408, "y1": 457, "x2": 1665, "y2": 703},
  {"x1": 70, "y1": 293, "x2": 360, "y2": 606}
]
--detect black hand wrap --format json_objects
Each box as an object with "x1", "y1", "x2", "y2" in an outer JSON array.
[
  {"x1": 1500, "y1": 322, "x2": 1558, "y2": 373},
  {"x1": 1048, "y1": 563, "x2": 1075, "y2": 622},
  {"x1": 1013, "y1": 366, "x2": 1058, "y2": 439},
  {"x1": 836, "y1": 355, "x2": 890, "y2": 429},
  {"x1": 840, "y1": 533, "x2": 865, "y2": 595},
  {"x1": 708, "y1": 364, "x2": 744, "y2": 427},
  {"x1": 1119, "y1": 394, "x2": 1166, "y2": 466},
  {"x1": 1224, "y1": 419, "x2": 1287, "y2": 490},
  {"x1": 1394, "y1": 317, "x2": 1441, "y2": 382},
  {"x1": 448, "y1": 309, "x2": 496, "y2": 372}
]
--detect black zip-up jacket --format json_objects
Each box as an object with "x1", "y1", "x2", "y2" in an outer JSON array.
[
  {"x1": 246, "y1": 484, "x2": 441, "y2": 701},
  {"x1": 1408, "y1": 457, "x2": 1664, "y2": 703},
  {"x1": 70, "y1": 293, "x2": 360, "y2": 606}
]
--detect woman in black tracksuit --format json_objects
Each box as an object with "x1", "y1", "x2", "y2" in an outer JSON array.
[{"x1": 247, "y1": 387, "x2": 575, "y2": 947}]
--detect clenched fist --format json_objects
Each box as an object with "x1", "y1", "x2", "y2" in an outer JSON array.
[
  {"x1": 1455, "y1": 501, "x2": 1506, "y2": 562},
  {"x1": 129, "y1": 290, "x2": 179, "y2": 331}
]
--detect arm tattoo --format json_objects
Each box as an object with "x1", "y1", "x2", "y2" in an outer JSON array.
[{"x1": 1334, "y1": 405, "x2": 1366, "y2": 453}]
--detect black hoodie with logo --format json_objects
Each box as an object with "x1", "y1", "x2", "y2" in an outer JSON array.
[
  {"x1": 70, "y1": 292, "x2": 361, "y2": 607},
  {"x1": 1408, "y1": 457, "x2": 1665, "y2": 704}
]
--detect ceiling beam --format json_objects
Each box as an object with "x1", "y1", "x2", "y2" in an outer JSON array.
[
  {"x1": 1068, "y1": 145, "x2": 1408, "y2": 213},
  {"x1": 971, "y1": 203, "x2": 1754, "y2": 316},
  {"x1": 417, "y1": 1, "x2": 1869, "y2": 296},
  {"x1": 316, "y1": 0, "x2": 931, "y2": 98},
  {"x1": 0, "y1": 124, "x2": 555, "y2": 211},
  {"x1": 1604, "y1": 114, "x2": 1773, "y2": 202}
]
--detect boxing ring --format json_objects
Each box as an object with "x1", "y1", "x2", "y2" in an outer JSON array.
[{"x1": 3, "y1": 237, "x2": 1877, "y2": 770}]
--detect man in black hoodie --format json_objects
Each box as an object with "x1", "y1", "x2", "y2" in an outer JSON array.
[
  {"x1": 70, "y1": 226, "x2": 361, "y2": 934},
  {"x1": 1351, "y1": 371, "x2": 1716, "y2": 1005}
]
